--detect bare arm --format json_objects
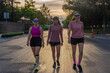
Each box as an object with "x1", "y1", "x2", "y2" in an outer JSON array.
[
  {"x1": 60, "y1": 27, "x2": 63, "y2": 43},
  {"x1": 82, "y1": 23, "x2": 84, "y2": 34},
  {"x1": 68, "y1": 26, "x2": 71, "y2": 39},
  {"x1": 47, "y1": 26, "x2": 51, "y2": 45},
  {"x1": 40, "y1": 27, "x2": 44, "y2": 47},
  {"x1": 27, "y1": 27, "x2": 32, "y2": 46},
  {"x1": 68, "y1": 22, "x2": 71, "y2": 43}
]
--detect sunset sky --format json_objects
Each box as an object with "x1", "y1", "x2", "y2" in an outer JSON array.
[
  {"x1": 34, "y1": 0, "x2": 66, "y2": 18},
  {"x1": 16, "y1": 0, "x2": 66, "y2": 19}
]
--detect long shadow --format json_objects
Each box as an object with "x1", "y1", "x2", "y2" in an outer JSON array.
[
  {"x1": 53, "y1": 67, "x2": 60, "y2": 73},
  {"x1": 73, "y1": 66, "x2": 84, "y2": 73},
  {"x1": 73, "y1": 68, "x2": 78, "y2": 73},
  {"x1": 85, "y1": 37, "x2": 110, "y2": 52}
]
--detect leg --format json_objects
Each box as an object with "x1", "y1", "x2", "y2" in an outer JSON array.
[
  {"x1": 31, "y1": 47, "x2": 36, "y2": 58},
  {"x1": 51, "y1": 46, "x2": 55, "y2": 62},
  {"x1": 56, "y1": 45, "x2": 61, "y2": 61},
  {"x1": 78, "y1": 43, "x2": 84, "y2": 65},
  {"x1": 72, "y1": 45, "x2": 77, "y2": 64},
  {"x1": 35, "y1": 47, "x2": 41, "y2": 65}
]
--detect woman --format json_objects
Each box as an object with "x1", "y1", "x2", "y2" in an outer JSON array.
[
  {"x1": 47, "y1": 16, "x2": 63, "y2": 68},
  {"x1": 27, "y1": 18, "x2": 44, "y2": 71},
  {"x1": 68, "y1": 12, "x2": 84, "y2": 72}
]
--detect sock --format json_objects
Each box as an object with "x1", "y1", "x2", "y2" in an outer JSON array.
[
  {"x1": 73, "y1": 58, "x2": 76, "y2": 64},
  {"x1": 36, "y1": 63, "x2": 38, "y2": 66},
  {"x1": 78, "y1": 59, "x2": 81, "y2": 66}
]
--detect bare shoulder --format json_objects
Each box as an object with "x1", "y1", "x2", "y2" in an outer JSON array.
[{"x1": 29, "y1": 26, "x2": 33, "y2": 30}]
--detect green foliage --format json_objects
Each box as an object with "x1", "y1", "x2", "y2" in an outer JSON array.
[
  {"x1": 40, "y1": 4, "x2": 52, "y2": 25},
  {"x1": 1, "y1": 32, "x2": 24, "y2": 38},
  {"x1": 21, "y1": 6, "x2": 36, "y2": 20},
  {"x1": 63, "y1": 0, "x2": 110, "y2": 27},
  {"x1": 24, "y1": 30, "x2": 29, "y2": 34},
  {"x1": 63, "y1": 12, "x2": 74, "y2": 27},
  {"x1": 40, "y1": 25, "x2": 50, "y2": 30},
  {"x1": 84, "y1": 28, "x2": 110, "y2": 34},
  {"x1": 0, "y1": 0, "x2": 50, "y2": 25}
]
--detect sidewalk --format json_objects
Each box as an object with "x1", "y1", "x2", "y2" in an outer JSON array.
[
  {"x1": 0, "y1": 30, "x2": 110, "y2": 73},
  {"x1": 0, "y1": 34, "x2": 28, "y2": 43},
  {"x1": 84, "y1": 34, "x2": 110, "y2": 40}
]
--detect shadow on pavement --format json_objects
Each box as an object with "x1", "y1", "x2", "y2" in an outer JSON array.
[{"x1": 53, "y1": 67, "x2": 60, "y2": 73}]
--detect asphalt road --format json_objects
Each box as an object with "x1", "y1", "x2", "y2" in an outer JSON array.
[{"x1": 0, "y1": 29, "x2": 110, "y2": 73}]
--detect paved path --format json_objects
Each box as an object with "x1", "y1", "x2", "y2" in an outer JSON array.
[{"x1": 0, "y1": 29, "x2": 110, "y2": 73}]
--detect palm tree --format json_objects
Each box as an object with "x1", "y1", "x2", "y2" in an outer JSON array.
[{"x1": 25, "y1": 0, "x2": 35, "y2": 8}]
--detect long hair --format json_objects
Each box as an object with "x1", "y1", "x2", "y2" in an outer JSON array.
[
  {"x1": 53, "y1": 16, "x2": 61, "y2": 25},
  {"x1": 58, "y1": 19, "x2": 61, "y2": 25}
]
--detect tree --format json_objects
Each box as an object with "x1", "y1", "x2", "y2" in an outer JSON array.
[
  {"x1": 25, "y1": 0, "x2": 35, "y2": 8},
  {"x1": 63, "y1": 0, "x2": 110, "y2": 28},
  {"x1": 40, "y1": 4, "x2": 52, "y2": 25}
]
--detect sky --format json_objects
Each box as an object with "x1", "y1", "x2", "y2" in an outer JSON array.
[
  {"x1": 34, "y1": 0, "x2": 67, "y2": 18},
  {"x1": 15, "y1": 0, "x2": 66, "y2": 20}
]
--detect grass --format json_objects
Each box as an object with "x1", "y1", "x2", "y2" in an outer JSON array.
[
  {"x1": 1, "y1": 32, "x2": 24, "y2": 38},
  {"x1": 84, "y1": 28, "x2": 110, "y2": 34}
]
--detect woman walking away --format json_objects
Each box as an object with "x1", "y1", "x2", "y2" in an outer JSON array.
[
  {"x1": 27, "y1": 18, "x2": 44, "y2": 71},
  {"x1": 47, "y1": 16, "x2": 63, "y2": 68},
  {"x1": 68, "y1": 12, "x2": 84, "y2": 72}
]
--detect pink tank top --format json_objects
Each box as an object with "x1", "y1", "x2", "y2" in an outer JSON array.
[{"x1": 31, "y1": 26, "x2": 40, "y2": 37}]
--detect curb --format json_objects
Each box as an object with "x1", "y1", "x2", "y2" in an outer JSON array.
[{"x1": 106, "y1": 34, "x2": 110, "y2": 36}]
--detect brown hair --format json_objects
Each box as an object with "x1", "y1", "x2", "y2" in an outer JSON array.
[{"x1": 53, "y1": 16, "x2": 61, "y2": 25}]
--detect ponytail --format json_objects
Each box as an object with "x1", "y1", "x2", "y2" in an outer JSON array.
[{"x1": 58, "y1": 20, "x2": 61, "y2": 25}]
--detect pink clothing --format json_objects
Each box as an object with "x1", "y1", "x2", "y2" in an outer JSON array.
[
  {"x1": 78, "y1": 59, "x2": 81, "y2": 65},
  {"x1": 31, "y1": 26, "x2": 40, "y2": 37},
  {"x1": 47, "y1": 24, "x2": 63, "y2": 42},
  {"x1": 68, "y1": 21, "x2": 84, "y2": 38},
  {"x1": 73, "y1": 58, "x2": 76, "y2": 64}
]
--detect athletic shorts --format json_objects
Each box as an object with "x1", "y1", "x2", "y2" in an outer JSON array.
[
  {"x1": 71, "y1": 38, "x2": 84, "y2": 45},
  {"x1": 30, "y1": 37, "x2": 42, "y2": 47},
  {"x1": 49, "y1": 42, "x2": 60, "y2": 46}
]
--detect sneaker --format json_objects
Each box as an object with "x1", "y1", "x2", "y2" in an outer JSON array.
[
  {"x1": 73, "y1": 64, "x2": 76, "y2": 70},
  {"x1": 77, "y1": 65, "x2": 82, "y2": 72},
  {"x1": 53, "y1": 62, "x2": 56, "y2": 68},
  {"x1": 57, "y1": 60, "x2": 60, "y2": 67},
  {"x1": 35, "y1": 66, "x2": 39, "y2": 71}
]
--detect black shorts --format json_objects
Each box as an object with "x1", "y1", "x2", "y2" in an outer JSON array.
[
  {"x1": 71, "y1": 38, "x2": 84, "y2": 45},
  {"x1": 30, "y1": 37, "x2": 42, "y2": 47},
  {"x1": 49, "y1": 42, "x2": 60, "y2": 46}
]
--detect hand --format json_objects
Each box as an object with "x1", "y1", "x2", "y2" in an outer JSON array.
[
  {"x1": 68, "y1": 37, "x2": 71, "y2": 43},
  {"x1": 47, "y1": 41, "x2": 49, "y2": 46},
  {"x1": 42, "y1": 43, "x2": 44, "y2": 48},
  {"x1": 60, "y1": 42, "x2": 63, "y2": 46},
  {"x1": 27, "y1": 42, "x2": 29, "y2": 46}
]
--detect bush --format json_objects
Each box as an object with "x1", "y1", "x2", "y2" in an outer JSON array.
[
  {"x1": 1, "y1": 32, "x2": 24, "y2": 38},
  {"x1": 40, "y1": 25, "x2": 50, "y2": 30},
  {"x1": 84, "y1": 28, "x2": 110, "y2": 34},
  {"x1": 24, "y1": 30, "x2": 29, "y2": 34}
]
